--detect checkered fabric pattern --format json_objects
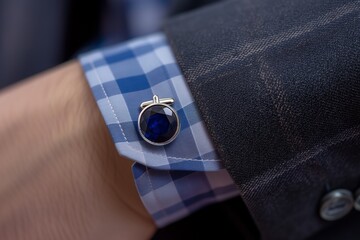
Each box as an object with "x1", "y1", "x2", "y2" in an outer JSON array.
[
  {"x1": 79, "y1": 33, "x2": 240, "y2": 227},
  {"x1": 133, "y1": 164, "x2": 240, "y2": 227}
]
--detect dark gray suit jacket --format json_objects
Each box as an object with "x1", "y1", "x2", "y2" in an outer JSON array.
[
  {"x1": 165, "y1": 0, "x2": 360, "y2": 239},
  {"x1": 1, "y1": 0, "x2": 360, "y2": 239}
]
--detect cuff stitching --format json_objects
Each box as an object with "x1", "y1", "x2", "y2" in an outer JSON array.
[{"x1": 89, "y1": 58, "x2": 221, "y2": 163}]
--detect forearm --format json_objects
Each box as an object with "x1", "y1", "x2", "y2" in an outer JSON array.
[{"x1": 0, "y1": 61, "x2": 155, "y2": 240}]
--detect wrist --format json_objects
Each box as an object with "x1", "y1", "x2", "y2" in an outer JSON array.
[{"x1": 0, "y1": 61, "x2": 155, "y2": 240}]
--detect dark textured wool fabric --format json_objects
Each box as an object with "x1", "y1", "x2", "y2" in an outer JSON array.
[
  {"x1": 165, "y1": 0, "x2": 360, "y2": 239},
  {"x1": 152, "y1": 196, "x2": 260, "y2": 240}
]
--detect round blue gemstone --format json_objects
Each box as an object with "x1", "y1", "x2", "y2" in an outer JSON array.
[{"x1": 139, "y1": 105, "x2": 178, "y2": 144}]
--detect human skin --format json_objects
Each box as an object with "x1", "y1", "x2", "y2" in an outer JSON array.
[{"x1": 0, "y1": 61, "x2": 156, "y2": 240}]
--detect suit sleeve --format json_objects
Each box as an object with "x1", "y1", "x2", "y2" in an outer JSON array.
[{"x1": 164, "y1": 0, "x2": 360, "y2": 239}]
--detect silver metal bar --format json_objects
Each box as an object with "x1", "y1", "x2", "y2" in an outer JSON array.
[{"x1": 140, "y1": 95, "x2": 174, "y2": 108}]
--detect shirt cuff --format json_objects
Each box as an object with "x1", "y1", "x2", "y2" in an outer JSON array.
[{"x1": 79, "y1": 33, "x2": 239, "y2": 227}]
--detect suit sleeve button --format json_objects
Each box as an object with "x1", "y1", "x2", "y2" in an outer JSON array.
[
  {"x1": 320, "y1": 189, "x2": 353, "y2": 221},
  {"x1": 354, "y1": 188, "x2": 360, "y2": 211}
]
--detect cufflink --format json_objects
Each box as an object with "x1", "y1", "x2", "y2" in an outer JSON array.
[{"x1": 138, "y1": 95, "x2": 180, "y2": 146}]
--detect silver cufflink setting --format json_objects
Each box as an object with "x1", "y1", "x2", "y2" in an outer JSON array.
[{"x1": 138, "y1": 95, "x2": 180, "y2": 146}]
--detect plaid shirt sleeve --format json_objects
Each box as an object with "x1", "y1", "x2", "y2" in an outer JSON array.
[{"x1": 79, "y1": 33, "x2": 240, "y2": 227}]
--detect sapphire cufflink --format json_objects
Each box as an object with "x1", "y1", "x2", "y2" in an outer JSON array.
[{"x1": 138, "y1": 95, "x2": 180, "y2": 146}]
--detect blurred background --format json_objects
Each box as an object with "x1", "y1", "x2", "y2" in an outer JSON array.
[{"x1": 0, "y1": 0, "x2": 217, "y2": 89}]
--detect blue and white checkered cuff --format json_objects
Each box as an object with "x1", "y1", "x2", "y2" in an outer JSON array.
[{"x1": 79, "y1": 33, "x2": 239, "y2": 227}]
